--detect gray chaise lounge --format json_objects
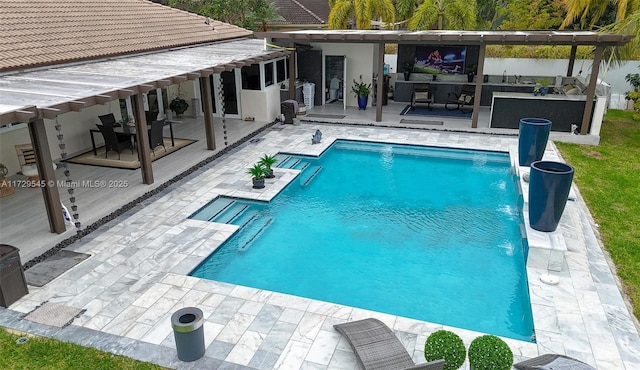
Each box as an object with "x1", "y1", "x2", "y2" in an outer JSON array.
[{"x1": 334, "y1": 318, "x2": 445, "y2": 370}]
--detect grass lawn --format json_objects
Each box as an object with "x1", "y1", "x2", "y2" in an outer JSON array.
[
  {"x1": 555, "y1": 109, "x2": 640, "y2": 320},
  {"x1": 0, "y1": 329, "x2": 167, "y2": 369}
]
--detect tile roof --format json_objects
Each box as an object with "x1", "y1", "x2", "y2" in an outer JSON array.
[
  {"x1": 272, "y1": 0, "x2": 329, "y2": 25},
  {"x1": 0, "y1": 0, "x2": 253, "y2": 72}
]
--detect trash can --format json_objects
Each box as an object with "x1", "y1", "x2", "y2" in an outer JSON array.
[
  {"x1": 0, "y1": 244, "x2": 29, "y2": 308},
  {"x1": 281, "y1": 100, "x2": 297, "y2": 124},
  {"x1": 171, "y1": 307, "x2": 205, "y2": 362}
]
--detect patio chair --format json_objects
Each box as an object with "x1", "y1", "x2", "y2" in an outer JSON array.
[
  {"x1": 96, "y1": 124, "x2": 134, "y2": 159},
  {"x1": 514, "y1": 354, "x2": 596, "y2": 370},
  {"x1": 148, "y1": 119, "x2": 166, "y2": 156},
  {"x1": 411, "y1": 84, "x2": 433, "y2": 111},
  {"x1": 98, "y1": 113, "x2": 119, "y2": 127},
  {"x1": 334, "y1": 318, "x2": 445, "y2": 370},
  {"x1": 15, "y1": 143, "x2": 57, "y2": 182},
  {"x1": 445, "y1": 85, "x2": 475, "y2": 113}
]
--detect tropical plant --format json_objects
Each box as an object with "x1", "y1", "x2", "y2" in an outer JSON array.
[
  {"x1": 423, "y1": 330, "x2": 466, "y2": 370},
  {"x1": 247, "y1": 163, "x2": 267, "y2": 180},
  {"x1": 251, "y1": 1, "x2": 285, "y2": 32},
  {"x1": 625, "y1": 72, "x2": 640, "y2": 118},
  {"x1": 259, "y1": 154, "x2": 278, "y2": 178},
  {"x1": 407, "y1": 0, "x2": 476, "y2": 30},
  {"x1": 169, "y1": 97, "x2": 189, "y2": 115},
  {"x1": 468, "y1": 335, "x2": 513, "y2": 370},
  {"x1": 328, "y1": 0, "x2": 395, "y2": 29},
  {"x1": 351, "y1": 78, "x2": 371, "y2": 97},
  {"x1": 560, "y1": 0, "x2": 638, "y2": 30}
]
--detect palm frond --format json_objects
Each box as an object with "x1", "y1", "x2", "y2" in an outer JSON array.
[
  {"x1": 408, "y1": 0, "x2": 438, "y2": 30},
  {"x1": 329, "y1": 0, "x2": 355, "y2": 29}
]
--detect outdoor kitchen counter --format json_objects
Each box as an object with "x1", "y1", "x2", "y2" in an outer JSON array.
[{"x1": 490, "y1": 92, "x2": 592, "y2": 132}]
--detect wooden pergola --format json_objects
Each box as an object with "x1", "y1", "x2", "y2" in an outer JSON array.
[
  {"x1": 0, "y1": 38, "x2": 291, "y2": 235},
  {"x1": 257, "y1": 29, "x2": 633, "y2": 132}
]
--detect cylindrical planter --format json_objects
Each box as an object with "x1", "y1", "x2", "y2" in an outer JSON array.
[
  {"x1": 518, "y1": 118, "x2": 552, "y2": 166},
  {"x1": 357, "y1": 95, "x2": 368, "y2": 110},
  {"x1": 528, "y1": 161, "x2": 575, "y2": 232}
]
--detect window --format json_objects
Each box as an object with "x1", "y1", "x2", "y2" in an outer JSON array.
[
  {"x1": 264, "y1": 62, "x2": 274, "y2": 87},
  {"x1": 241, "y1": 64, "x2": 260, "y2": 90},
  {"x1": 277, "y1": 58, "x2": 287, "y2": 83}
]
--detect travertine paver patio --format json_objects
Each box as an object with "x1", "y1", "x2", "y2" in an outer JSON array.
[{"x1": 1, "y1": 123, "x2": 639, "y2": 369}]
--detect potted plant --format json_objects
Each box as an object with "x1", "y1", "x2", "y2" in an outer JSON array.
[
  {"x1": 403, "y1": 61, "x2": 413, "y2": 81},
  {"x1": 247, "y1": 163, "x2": 267, "y2": 189},
  {"x1": 468, "y1": 335, "x2": 513, "y2": 370},
  {"x1": 536, "y1": 78, "x2": 550, "y2": 96},
  {"x1": 352, "y1": 78, "x2": 371, "y2": 110},
  {"x1": 169, "y1": 97, "x2": 189, "y2": 117},
  {"x1": 259, "y1": 154, "x2": 278, "y2": 179},
  {"x1": 424, "y1": 330, "x2": 466, "y2": 370}
]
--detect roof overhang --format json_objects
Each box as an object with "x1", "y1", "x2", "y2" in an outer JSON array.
[
  {"x1": 256, "y1": 29, "x2": 634, "y2": 47},
  {"x1": 0, "y1": 38, "x2": 290, "y2": 125}
]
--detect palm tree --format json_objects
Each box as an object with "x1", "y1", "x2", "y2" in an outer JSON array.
[
  {"x1": 252, "y1": 1, "x2": 285, "y2": 31},
  {"x1": 561, "y1": 0, "x2": 639, "y2": 30},
  {"x1": 407, "y1": 0, "x2": 476, "y2": 30},
  {"x1": 328, "y1": 0, "x2": 395, "y2": 29}
]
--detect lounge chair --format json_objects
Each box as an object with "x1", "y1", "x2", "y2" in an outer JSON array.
[
  {"x1": 445, "y1": 84, "x2": 475, "y2": 113},
  {"x1": 334, "y1": 318, "x2": 445, "y2": 370},
  {"x1": 514, "y1": 354, "x2": 596, "y2": 369}
]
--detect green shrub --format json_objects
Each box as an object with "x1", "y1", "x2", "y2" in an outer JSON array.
[
  {"x1": 468, "y1": 335, "x2": 513, "y2": 370},
  {"x1": 424, "y1": 330, "x2": 466, "y2": 370}
]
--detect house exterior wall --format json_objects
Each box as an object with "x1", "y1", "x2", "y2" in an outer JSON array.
[
  {"x1": 241, "y1": 85, "x2": 281, "y2": 122},
  {"x1": 312, "y1": 43, "x2": 375, "y2": 108}
]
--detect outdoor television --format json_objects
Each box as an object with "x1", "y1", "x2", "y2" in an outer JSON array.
[{"x1": 413, "y1": 46, "x2": 466, "y2": 75}]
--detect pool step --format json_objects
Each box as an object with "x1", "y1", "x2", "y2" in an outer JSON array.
[
  {"x1": 278, "y1": 156, "x2": 300, "y2": 169},
  {"x1": 191, "y1": 197, "x2": 235, "y2": 222},
  {"x1": 299, "y1": 165, "x2": 322, "y2": 186},
  {"x1": 237, "y1": 217, "x2": 274, "y2": 252},
  {"x1": 230, "y1": 209, "x2": 260, "y2": 227},
  {"x1": 213, "y1": 202, "x2": 249, "y2": 224}
]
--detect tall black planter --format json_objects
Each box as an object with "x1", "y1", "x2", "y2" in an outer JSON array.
[
  {"x1": 528, "y1": 161, "x2": 574, "y2": 232},
  {"x1": 518, "y1": 118, "x2": 551, "y2": 166}
]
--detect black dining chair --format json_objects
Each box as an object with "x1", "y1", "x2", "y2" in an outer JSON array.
[
  {"x1": 96, "y1": 124, "x2": 134, "y2": 159},
  {"x1": 98, "y1": 113, "x2": 119, "y2": 127},
  {"x1": 148, "y1": 120, "x2": 166, "y2": 156}
]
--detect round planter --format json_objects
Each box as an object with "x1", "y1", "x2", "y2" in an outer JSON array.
[
  {"x1": 528, "y1": 161, "x2": 574, "y2": 232},
  {"x1": 518, "y1": 118, "x2": 551, "y2": 166},
  {"x1": 357, "y1": 95, "x2": 368, "y2": 110},
  {"x1": 403, "y1": 71, "x2": 411, "y2": 81}
]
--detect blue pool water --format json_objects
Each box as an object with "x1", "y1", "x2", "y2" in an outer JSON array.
[{"x1": 191, "y1": 140, "x2": 534, "y2": 341}]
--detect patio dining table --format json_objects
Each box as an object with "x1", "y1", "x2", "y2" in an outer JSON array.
[{"x1": 89, "y1": 120, "x2": 178, "y2": 156}]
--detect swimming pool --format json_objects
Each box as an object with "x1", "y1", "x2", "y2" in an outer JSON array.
[{"x1": 191, "y1": 140, "x2": 534, "y2": 341}]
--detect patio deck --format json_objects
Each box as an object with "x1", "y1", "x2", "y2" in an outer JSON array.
[{"x1": 1, "y1": 103, "x2": 637, "y2": 370}]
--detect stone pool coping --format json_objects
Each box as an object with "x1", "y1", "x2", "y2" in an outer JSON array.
[{"x1": 2, "y1": 124, "x2": 639, "y2": 369}]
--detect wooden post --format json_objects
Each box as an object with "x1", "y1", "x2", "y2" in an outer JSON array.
[
  {"x1": 28, "y1": 118, "x2": 65, "y2": 233},
  {"x1": 471, "y1": 44, "x2": 486, "y2": 129},
  {"x1": 567, "y1": 45, "x2": 577, "y2": 77},
  {"x1": 133, "y1": 94, "x2": 153, "y2": 184},
  {"x1": 375, "y1": 43, "x2": 385, "y2": 122},
  {"x1": 289, "y1": 42, "x2": 296, "y2": 100},
  {"x1": 580, "y1": 46, "x2": 603, "y2": 135},
  {"x1": 200, "y1": 76, "x2": 216, "y2": 150}
]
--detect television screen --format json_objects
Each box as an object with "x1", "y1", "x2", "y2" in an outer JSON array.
[{"x1": 413, "y1": 46, "x2": 466, "y2": 75}]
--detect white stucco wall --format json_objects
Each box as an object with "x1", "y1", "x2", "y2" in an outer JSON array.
[
  {"x1": 312, "y1": 43, "x2": 376, "y2": 108},
  {"x1": 240, "y1": 85, "x2": 281, "y2": 122}
]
